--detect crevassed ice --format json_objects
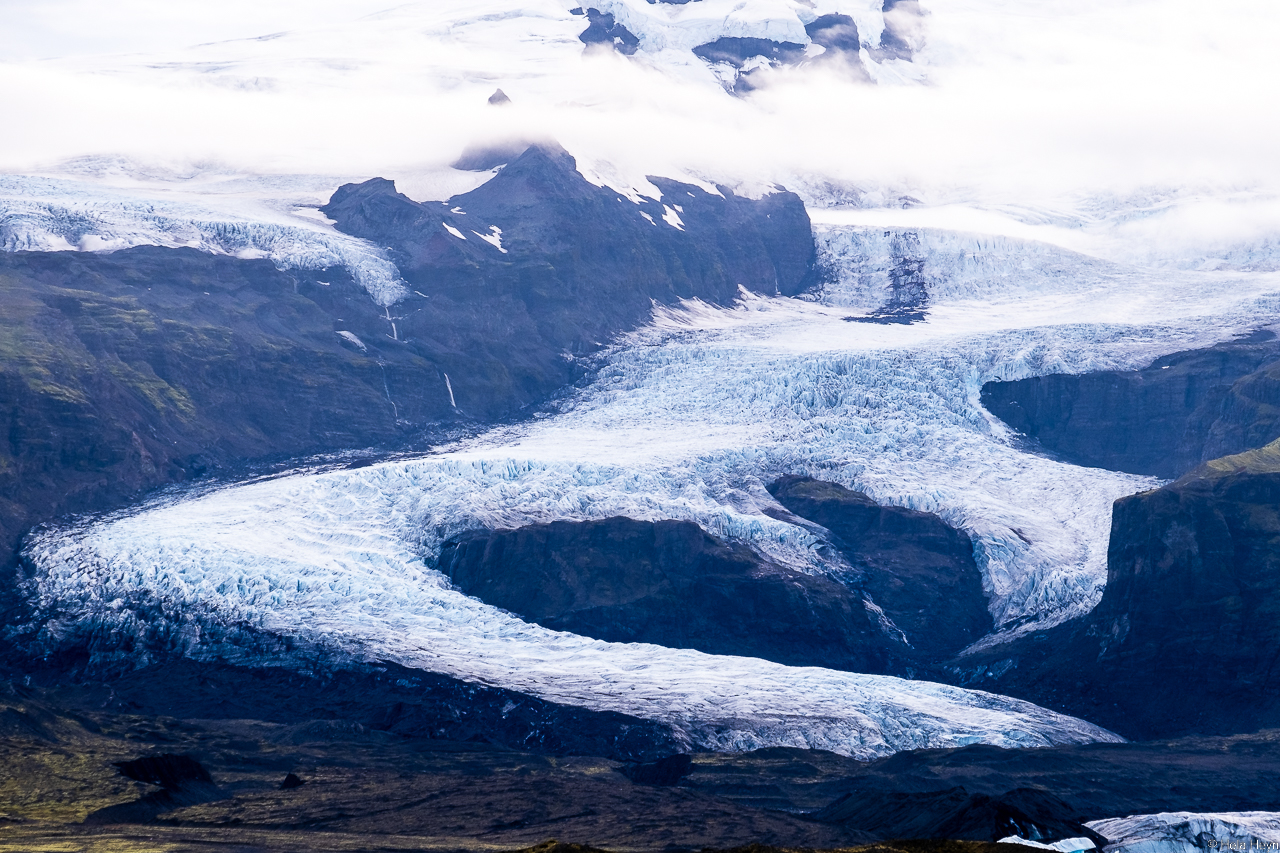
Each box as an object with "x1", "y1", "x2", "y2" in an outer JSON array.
[
  {"x1": 1087, "y1": 812, "x2": 1280, "y2": 853},
  {"x1": 21, "y1": 224, "x2": 1280, "y2": 755},
  {"x1": 807, "y1": 195, "x2": 1280, "y2": 279},
  {"x1": 0, "y1": 175, "x2": 406, "y2": 305}
]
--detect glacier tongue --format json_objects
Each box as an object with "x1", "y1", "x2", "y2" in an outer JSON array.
[
  {"x1": 19, "y1": 222, "x2": 1280, "y2": 756},
  {"x1": 814, "y1": 223, "x2": 1135, "y2": 311}
]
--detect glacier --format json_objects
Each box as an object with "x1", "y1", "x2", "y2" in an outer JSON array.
[
  {"x1": 1088, "y1": 812, "x2": 1280, "y2": 853},
  {"x1": 17, "y1": 218, "x2": 1280, "y2": 755}
]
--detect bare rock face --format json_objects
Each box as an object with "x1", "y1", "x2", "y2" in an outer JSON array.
[
  {"x1": 971, "y1": 332, "x2": 1280, "y2": 737},
  {"x1": 960, "y1": 440, "x2": 1280, "y2": 738},
  {"x1": 439, "y1": 516, "x2": 899, "y2": 673},
  {"x1": 767, "y1": 475, "x2": 990, "y2": 661},
  {"x1": 1088, "y1": 444, "x2": 1280, "y2": 732},
  {"x1": 439, "y1": 489, "x2": 988, "y2": 677},
  {"x1": 980, "y1": 330, "x2": 1280, "y2": 479}
]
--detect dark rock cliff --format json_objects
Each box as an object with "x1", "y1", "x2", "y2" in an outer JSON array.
[
  {"x1": 767, "y1": 476, "x2": 990, "y2": 660},
  {"x1": 439, "y1": 516, "x2": 901, "y2": 673},
  {"x1": 958, "y1": 440, "x2": 1280, "y2": 738},
  {"x1": 981, "y1": 330, "x2": 1280, "y2": 479},
  {"x1": 438, "y1": 482, "x2": 987, "y2": 677},
  {"x1": 321, "y1": 143, "x2": 815, "y2": 325}
]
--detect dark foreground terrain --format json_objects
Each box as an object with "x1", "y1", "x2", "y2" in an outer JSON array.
[{"x1": 0, "y1": 676, "x2": 1277, "y2": 853}]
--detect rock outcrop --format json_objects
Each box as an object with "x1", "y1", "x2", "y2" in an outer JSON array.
[
  {"x1": 768, "y1": 476, "x2": 990, "y2": 661},
  {"x1": 579, "y1": 9, "x2": 640, "y2": 55},
  {"x1": 959, "y1": 439, "x2": 1280, "y2": 738},
  {"x1": 439, "y1": 516, "x2": 900, "y2": 673},
  {"x1": 438, "y1": 481, "x2": 987, "y2": 677},
  {"x1": 811, "y1": 786, "x2": 1103, "y2": 846},
  {"x1": 84, "y1": 752, "x2": 219, "y2": 824},
  {"x1": 981, "y1": 330, "x2": 1280, "y2": 478},
  {"x1": 806, "y1": 734, "x2": 1280, "y2": 823}
]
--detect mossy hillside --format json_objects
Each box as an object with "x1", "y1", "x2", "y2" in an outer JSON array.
[
  {"x1": 0, "y1": 248, "x2": 453, "y2": 565},
  {"x1": 0, "y1": 673, "x2": 1276, "y2": 853},
  {"x1": 0, "y1": 700, "x2": 153, "y2": 824},
  {"x1": 1181, "y1": 435, "x2": 1280, "y2": 482}
]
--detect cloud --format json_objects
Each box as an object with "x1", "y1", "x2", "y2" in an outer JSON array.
[{"x1": 0, "y1": 0, "x2": 1277, "y2": 234}]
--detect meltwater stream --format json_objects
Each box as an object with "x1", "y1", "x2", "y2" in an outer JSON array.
[{"x1": 21, "y1": 224, "x2": 1280, "y2": 757}]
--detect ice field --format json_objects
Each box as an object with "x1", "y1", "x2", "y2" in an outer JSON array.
[{"x1": 0, "y1": 173, "x2": 414, "y2": 305}]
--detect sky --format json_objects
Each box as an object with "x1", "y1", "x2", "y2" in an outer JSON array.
[{"x1": 0, "y1": 1, "x2": 396, "y2": 59}]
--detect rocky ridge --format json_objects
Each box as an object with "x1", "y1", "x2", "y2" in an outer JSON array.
[
  {"x1": 440, "y1": 516, "x2": 902, "y2": 674},
  {"x1": 438, "y1": 476, "x2": 988, "y2": 678},
  {"x1": 980, "y1": 329, "x2": 1280, "y2": 479},
  {"x1": 959, "y1": 438, "x2": 1280, "y2": 739},
  {"x1": 767, "y1": 475, "x2": 990, "y2": 661}
]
